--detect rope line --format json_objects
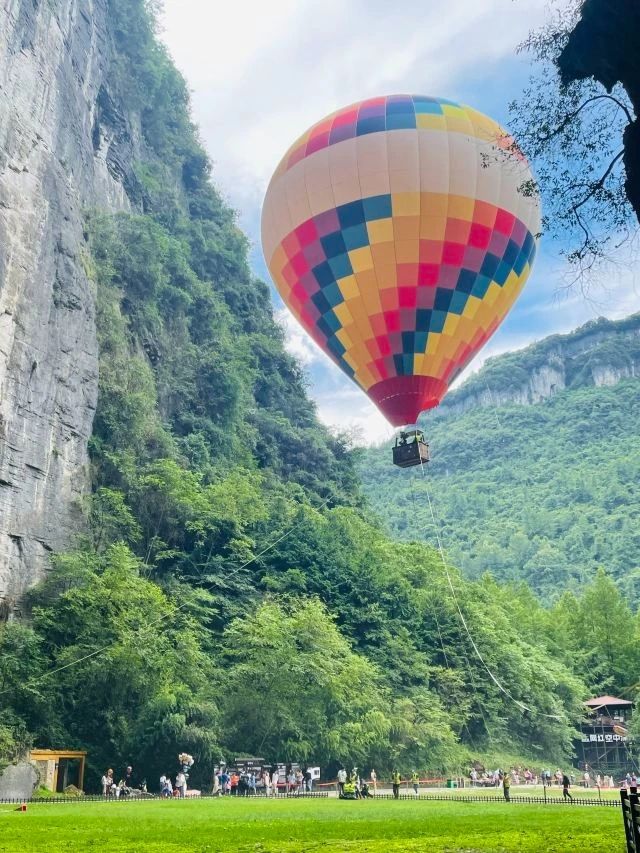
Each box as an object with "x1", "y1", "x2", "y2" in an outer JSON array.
[
  {"x1": 414, "y1": 448, "x2": 563, "y2": 721},
  {"x1": 410, "y1": 468, "x2": 492, "y2": 749}
]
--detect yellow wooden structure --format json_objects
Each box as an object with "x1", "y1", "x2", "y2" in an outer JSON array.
[{"x1": 30, "y1": 749, "x2": 87, "y2": 793}]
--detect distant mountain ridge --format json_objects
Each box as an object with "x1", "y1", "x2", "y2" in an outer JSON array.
[
  {"x1": 361, "y1": 312, "x2": 640, "y2": 601},
  {"x1": 438, "y1": 313, "x2": 640, "y2": 417}
]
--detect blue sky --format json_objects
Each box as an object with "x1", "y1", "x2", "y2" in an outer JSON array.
[{"x1": 160, "y1": 0, "x2": 640, "y2": 442}]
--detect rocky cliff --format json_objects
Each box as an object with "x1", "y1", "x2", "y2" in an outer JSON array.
[
  {"x1": 0, "y1": 0, "x2": 137, "y2": 608},
  {"x1": 558, "y1": 0, "x2": 640, "y2": 226},
  {"x1": 438, "y1": 314, "x2": 640, "y2": 417}
]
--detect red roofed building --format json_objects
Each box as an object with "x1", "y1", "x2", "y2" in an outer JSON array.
[{"x1": 577, "y1": 695, "x2": 635, "y2": 774}]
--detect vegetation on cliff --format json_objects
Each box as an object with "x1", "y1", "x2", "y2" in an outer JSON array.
[
  {"x1": 0, "y1": 0, "x2": 633, "y2": 786},
  {"x1": 361, "y1": 355, "x2": 640, "y2": 602}
]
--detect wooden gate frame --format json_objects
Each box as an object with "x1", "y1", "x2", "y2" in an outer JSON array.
[{"x1": 29, "y1": 749, "x2": 87, "y2": 793}]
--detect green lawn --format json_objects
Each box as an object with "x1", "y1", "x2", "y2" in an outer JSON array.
[{"x1": 0, "y1": 796, "x2": 625, "y2": 853}]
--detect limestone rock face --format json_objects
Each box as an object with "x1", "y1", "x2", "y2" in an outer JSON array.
[
  {"x1": 557, "y1": 0, "x2": 640, "y2": 223},
  {"x1": 0, "y1": 761, "x2": 38, "y2": 800},
  {"x1": 441, "y1": 315, "x2": 640, "y2": 417},
  {"x1": 0, "y1": 0, "x2": 135, "y2": 608}
]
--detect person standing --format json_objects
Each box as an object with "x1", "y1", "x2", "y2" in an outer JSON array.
[
  {"x1": 231, "y1": 772, "x2": 239, "y2": 796},
  {"x1": 351, "y1": 767, "x2": 362, "y2": 800},
  {"x1": 263, "y1": 769, "x2": 271, "y2": 797},
  {"x1": 562, "y1": 773, "x2": 573, "y2": 802},
  {"x1": 176, "y1": 770, "x2": 187, "y2": 799},
  {"x1": 392, "y1": 769, "x2": 401, "y2": 800},
  {"x1": 502, "y1": 771, "x2": 511, "y2": 802},
  {"x1": 411, "y1": 771, "x2": 420, "y2": 795},
  {"x1": 337, "y1": 767, "x2": 347, "y2": 796},
  {"x1": 370, "y1": 768, "x2": 377, "y2": 795},
  {"x1": 101, "y1": 770, "x2": 113, "y2": 797},
  {"x1": 271, "y1": 770, "x2": 278, "y2": 796}
]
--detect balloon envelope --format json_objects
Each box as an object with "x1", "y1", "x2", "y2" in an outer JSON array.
[{"x1": 262, "y1": 95, "x2": 540, "y2": 426}]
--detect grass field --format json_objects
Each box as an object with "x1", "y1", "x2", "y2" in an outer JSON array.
[{"x1": 0, "y1": 796, "x2": 626, "y2": 853}]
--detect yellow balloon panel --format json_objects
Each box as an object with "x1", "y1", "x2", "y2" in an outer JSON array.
[{"x1": 262, "y1": 95, "x2": 540, "y2": 426}]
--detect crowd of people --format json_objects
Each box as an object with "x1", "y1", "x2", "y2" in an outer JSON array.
[
  {"x1": 101, "y1": 754, "x2": 195, "y2": 799},
  {"x1": 470, "y1": 765, "x2": 640, "y2": 802},
  {"x1": 336, "y1": 767, "x2": 376, "y2": 799},
  {"x1": 470, "y1": 765, "x2": 624, "y2": 790},
  {"x1": 213, "y1": 766, "x2": 315, "y2": 796},
  {"x1": 99, "y1": 759, "x2": 639, "y2": 801},
  {"x1": 100, "y1": 766, "x2": 142, "y2": 798}
]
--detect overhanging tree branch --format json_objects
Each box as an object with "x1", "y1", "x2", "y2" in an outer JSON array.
[
  {"x1": 572, "y1": 149, "x2": 625, "y2": 214},
  {"x1": 535, "y1": 95, "x2": 633, "y2": 145}
]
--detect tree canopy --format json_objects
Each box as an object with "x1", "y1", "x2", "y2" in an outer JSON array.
[{"x1": 510, "y1": 0, "x2": 638, "y2": 277}]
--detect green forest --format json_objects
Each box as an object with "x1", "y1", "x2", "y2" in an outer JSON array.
[
  {"x1": 360, "y1": 333, "x2": 640, "y2": 602},
  {"x1": 1, "y1": 0, "x2": 640, "y2": 792}
]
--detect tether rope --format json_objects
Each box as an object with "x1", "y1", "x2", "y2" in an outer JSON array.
[{"x1": 414, "y1": 441, "x2": 563, "y2": 721}]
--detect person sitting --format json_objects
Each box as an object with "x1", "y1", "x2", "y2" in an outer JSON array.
[{"x1": 340, "y1": 779, "x2": 357, "y2": 800}]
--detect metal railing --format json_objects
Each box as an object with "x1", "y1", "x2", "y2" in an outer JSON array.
[
  {"x1": 0, "y1": 789, "x2": 619, "y2": 808},
  {"x1": 0, "y1": 790, "x2": 328, "y2": 806},
  {"x1": 375, "y1": 792, "x2": 619, "y2": 807}
]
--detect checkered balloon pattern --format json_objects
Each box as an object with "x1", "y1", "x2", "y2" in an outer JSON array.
[{"x1": 261, "y1": 95, "x2": 540, "y2": 426}]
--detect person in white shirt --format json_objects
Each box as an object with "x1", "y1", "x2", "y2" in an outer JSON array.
[
  {"x1": 271, "y1": 771, "x2": 278, "y2": 796},
  {"x1": 176, "y1": 771, "x2": 187, "y2": 798},
  {"x1": 101, "y1": 771, "x2": 112, "y2": 797},
  {"x1": 337, "y1": 767, "x2": 347, "y2": 795},
  {"x1": 262, "y1": 770, "x2": 271, "y2": 797},
  {"x1": 370, "y1": 768, "x2": 377, "y2": 794}
]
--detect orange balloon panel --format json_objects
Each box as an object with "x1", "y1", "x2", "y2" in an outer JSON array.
[{"x1": 262, "y1": 96, "x2": 540, "y2": 426}]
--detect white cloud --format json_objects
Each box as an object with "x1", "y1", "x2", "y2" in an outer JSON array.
[
  {"x1": 315, "y1": 386, "x2": 396, "y2": 447},
  {"x1": 159, "y1": 0, "x2": 640, "y2": 445},
  {"x1": 276, "y1": 308, "x2": 322, "y2": 367},
  {"x1": 161, "y1": 0, "x2": 550, "y2": 219}
]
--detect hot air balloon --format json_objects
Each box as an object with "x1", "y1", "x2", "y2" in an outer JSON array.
[{"x1": 261, "y1": 95, "x2": 540, "y2": 465}]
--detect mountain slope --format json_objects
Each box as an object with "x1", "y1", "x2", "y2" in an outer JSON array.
[
  {"x1": 360, "y1": 315, "x2": 640, "y2": 601},
  {"x1": 1, "y1": 0, "x2": 630, "y2": 787}
]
